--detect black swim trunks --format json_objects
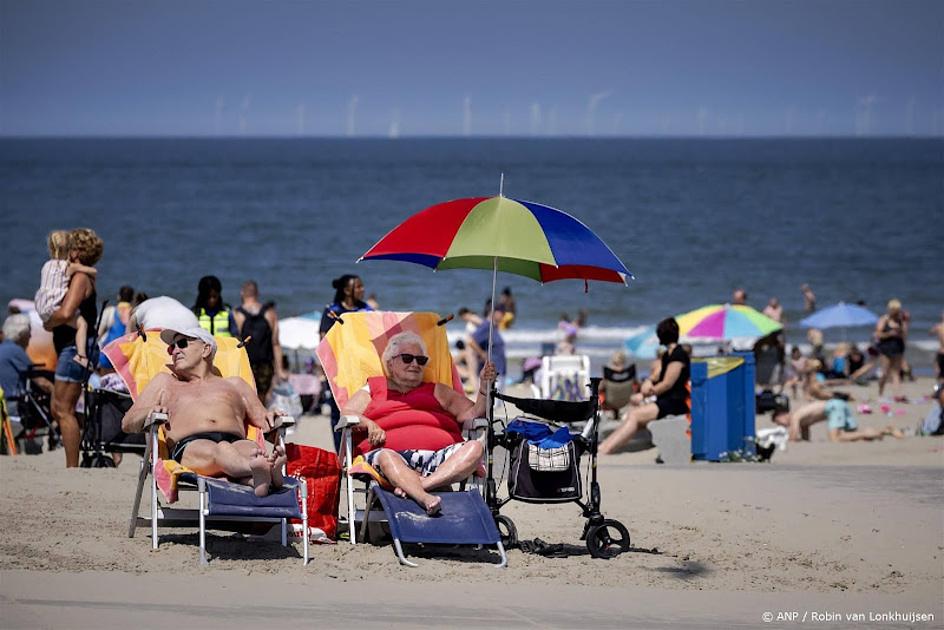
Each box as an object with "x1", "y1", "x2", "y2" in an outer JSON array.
[{"x1": 171, "y1": 431, "x2": 244, "y2": 463}]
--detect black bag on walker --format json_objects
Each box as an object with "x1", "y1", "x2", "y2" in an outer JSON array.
[{"x1": 508, "y1": 438, "x2": 582, "y2": 503}]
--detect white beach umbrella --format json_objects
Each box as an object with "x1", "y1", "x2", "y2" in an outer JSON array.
[{"x1": 278, "y1": 317, "x2": 320, "y2": 350}]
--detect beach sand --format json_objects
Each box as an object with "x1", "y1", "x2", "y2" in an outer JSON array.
[{"x1": 2, "y1": 377, "x2": 942, "y2": 628}]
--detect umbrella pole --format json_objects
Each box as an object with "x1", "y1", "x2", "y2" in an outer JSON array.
[{"x1": 487, "y1": 255, "x2": 498, "y2": 368}]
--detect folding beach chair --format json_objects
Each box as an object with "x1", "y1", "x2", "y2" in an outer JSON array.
[
  {"x1": 103, "y1": 329, "x2": 308, "y2": 565},
  {"x1": 316, "y1": 311, "x2": 504, "y2": 567},
  {"x1": 599, "y1": 364, "x2": 637, "y2": 418},
  {"x1": 541, "y1": 355, "x2": 591, "y2": 403}
]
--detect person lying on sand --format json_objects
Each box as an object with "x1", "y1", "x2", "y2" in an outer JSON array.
[
  {"x1": 341, "y1": 332, "x2": 494, "y2": 516},
  {"x1": 773, "y1": 398, "x2": 903, "y2": 443},
  {"x1": 121, "y1": 327, "x2": 287, "y2": 497}
]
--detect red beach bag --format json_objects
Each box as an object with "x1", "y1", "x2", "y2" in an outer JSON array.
[{"x1": 285, "y1": 443, "x2": 341, "y2": 540}]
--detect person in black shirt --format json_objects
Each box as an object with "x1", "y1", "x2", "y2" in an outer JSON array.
[
  {"x1": 600, "y1": 317, "x2": 690, "y2": 455},
  {"x1": 319, "y1": 274, "x2": 373, "y2": 451}
]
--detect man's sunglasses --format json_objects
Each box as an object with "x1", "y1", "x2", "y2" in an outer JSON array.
[
  {"x1": 397, "y1": 353, "x2": 429, "y2": 366},
  {"x1": 167, "y1": 338, "x2": 201, "y2": 354}
]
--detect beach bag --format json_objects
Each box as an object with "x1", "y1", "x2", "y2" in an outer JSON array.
[
  {"x1": 285, "y1": 443, "x2": 341, "y2": 540},
  {"x1": 508, "y1": 438, "x2": 581, "y2": 503}
]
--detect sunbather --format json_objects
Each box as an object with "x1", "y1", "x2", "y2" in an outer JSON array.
[
  {"x1": 340, "y1": 331, "x2": 495, "y2": 515},
  {"x1": 773, "y1": 399, "x2": 902, "y2": 442},
  {"x1": 121, "y1": 326, "x2": 286, "y2": 497}
]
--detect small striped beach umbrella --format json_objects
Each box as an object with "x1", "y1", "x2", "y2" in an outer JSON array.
[{"x1": 676, "y1": 304, "x2": 782, "y2": 340}]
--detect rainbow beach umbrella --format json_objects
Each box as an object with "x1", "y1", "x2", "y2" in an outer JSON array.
[
  {"x1": 676, "y1": 304, "x2": 782, "y2": 340},
  {"x1": 360, "y1": 194, "x2": 631, "y2": 286},
  {"x1": 359, "y1": 183, "x2": 632, "y2": 363}
]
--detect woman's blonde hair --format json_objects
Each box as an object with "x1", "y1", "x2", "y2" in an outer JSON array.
[
  {"x1": 47, "y1": 230, "x2": 71, "y2": 260},
  {"x1": 69, "y1": 228, "x2": 104, "y2": 266},
  {"x1": 887, "y1": 298, "x2": 901, "y2": 312}
]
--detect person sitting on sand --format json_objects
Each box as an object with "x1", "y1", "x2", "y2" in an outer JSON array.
[
  {"x1": 121, "y1": 326, "x2": 287, "y2": 497},
  {"x1": 599, "y1": 317, "x2": 690, "y2": 455},
  {"x1": 340, "y1": 332, "x2": 495, "y2": 515}
]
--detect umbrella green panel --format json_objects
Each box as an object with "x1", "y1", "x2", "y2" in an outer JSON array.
[{"x1": 441, "y1": 196, "x2": 557, "y2": 267}]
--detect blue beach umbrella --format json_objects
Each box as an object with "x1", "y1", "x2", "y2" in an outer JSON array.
[
  {"x1": 624, "y1": 325, "x2": 660, "y2": 360},
  {"x1": 800, "y1": 302, "x2": 878, "y2": 329}
]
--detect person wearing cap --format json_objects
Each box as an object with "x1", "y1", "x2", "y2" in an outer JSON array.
[{"x1": 121, "y1": 326, "x2": 286, "y2": 497}]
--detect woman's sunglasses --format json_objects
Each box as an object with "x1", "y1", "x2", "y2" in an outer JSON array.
[{"x1": 397, "y1": 353, "x2": 429, "y2": 366}]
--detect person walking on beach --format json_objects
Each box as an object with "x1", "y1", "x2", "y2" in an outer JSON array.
[
  {"x1": 931, "y1": 311, "x2": 944, "y2": 384},
  {"x1": 763, "y1": 297, "x2": 783, "y2": 322},
  {"x1": 319, "y1": 274, "x2": 373, "y2": 451},
  {"x1": 466, "y1": 308, "x2": 507, "y2": 390},
  {"x1": 44, "y1": 228, "x2": 103, "y2": 467},
  {"x1": 192, "y1": 275, "x2": 237, "y2": 337},
  {"x1": 234, "y1": 280, "x2": 287, "y2": 404},
  {"x1": 497, "y1": 286, "x2": 516, "y2": 330},
  {"x1": 875, "y1": 299, "x2": 907, "y2": 401},
  {"x1": 801, "y1": 284, "x2": 816, "y2": 312},
  {"x1": 600, "y1": 317, "x2": 690, "y2": 455}
]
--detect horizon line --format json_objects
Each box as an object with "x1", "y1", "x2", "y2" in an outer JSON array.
[{"x1": 1, "y1": 133, "x2": 942, "y2": 141}]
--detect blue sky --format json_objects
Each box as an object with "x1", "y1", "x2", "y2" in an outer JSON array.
[{"x1": 2, "y1": 0, "x2": 942, "y2": 136}]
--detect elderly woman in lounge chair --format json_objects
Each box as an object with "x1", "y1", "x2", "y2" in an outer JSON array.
[{"x1": 341, "y1": 332, "x2": 495, "y2": 515}]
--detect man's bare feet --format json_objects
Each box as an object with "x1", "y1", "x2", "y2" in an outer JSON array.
[
  {"x1": 249, "y1": 452, "x2": 272, "y2": 497},
  {"x1": 268, "y1": 445, "x2": 287, "y2": 490}
]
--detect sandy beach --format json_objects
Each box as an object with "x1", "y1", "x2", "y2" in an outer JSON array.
[{"x1": 2, "y1": 377, "x2": 942, "y2": 628}]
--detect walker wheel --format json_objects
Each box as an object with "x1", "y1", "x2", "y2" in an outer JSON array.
[
  {"x1": 495, "y1": 515, "x2": 518, "y2": 548},
  {"x1": 93, "y1": 454, "x2": 117, "y2": 468},
  {"x1": 586, "y1": 519, "x2": 630, "y2": 559}
]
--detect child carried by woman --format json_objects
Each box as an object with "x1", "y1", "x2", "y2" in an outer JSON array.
[{"x1": 34, "y1": 230, "x2": 97, "y2": 367}]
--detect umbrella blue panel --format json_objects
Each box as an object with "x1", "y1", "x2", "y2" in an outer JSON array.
[
  {"x1": 516, "y1": 200, "x2": 630, "y2": 274},
  {"x1": 800, "y1": 303, "x2": 879, "y2": 329},
  {"x1": 625, "y1": 325, "x2": 659, "y2": 360}
]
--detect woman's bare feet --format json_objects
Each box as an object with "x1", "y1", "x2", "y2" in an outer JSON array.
[
  {"x1": 268, "y1": 445, "x2": 287, "y2": 489},
  {"x1": 249, "y1": 452, "x2": 272, "y2": 497},
  {"x1": 393, "y1": 487, "x2": 407, "y2": 498},
  {"x1": 418, "y1": 492, "x2": 442, "y2": 516}
]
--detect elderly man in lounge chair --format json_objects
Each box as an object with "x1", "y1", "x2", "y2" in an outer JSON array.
[
  {"x1": 341, "y1": 331, "x2": 496, "y2": 516},
  {"x1": 121, "y1": 327, "x2": 287, "y2": 497}
]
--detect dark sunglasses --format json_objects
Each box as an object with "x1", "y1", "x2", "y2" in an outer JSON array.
[
  {"x1": 397, "y1": 353, "x2": 429, "y2": 366},
  {"x1": 167, "y1": 338, "x2": 201, "y2": 354}
]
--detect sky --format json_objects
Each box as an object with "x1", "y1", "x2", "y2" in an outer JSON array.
[{"x1": 1, "y1": 0, "x2": 942, "y2": 137}]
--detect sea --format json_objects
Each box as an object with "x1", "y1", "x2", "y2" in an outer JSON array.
[{"x1": 2, "y1": 137, "x2": 941, "y2": 373}]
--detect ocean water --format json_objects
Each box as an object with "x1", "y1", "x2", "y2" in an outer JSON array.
[{"x1": 2, "y1": 138, "x2": 941, "y2": 368}]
